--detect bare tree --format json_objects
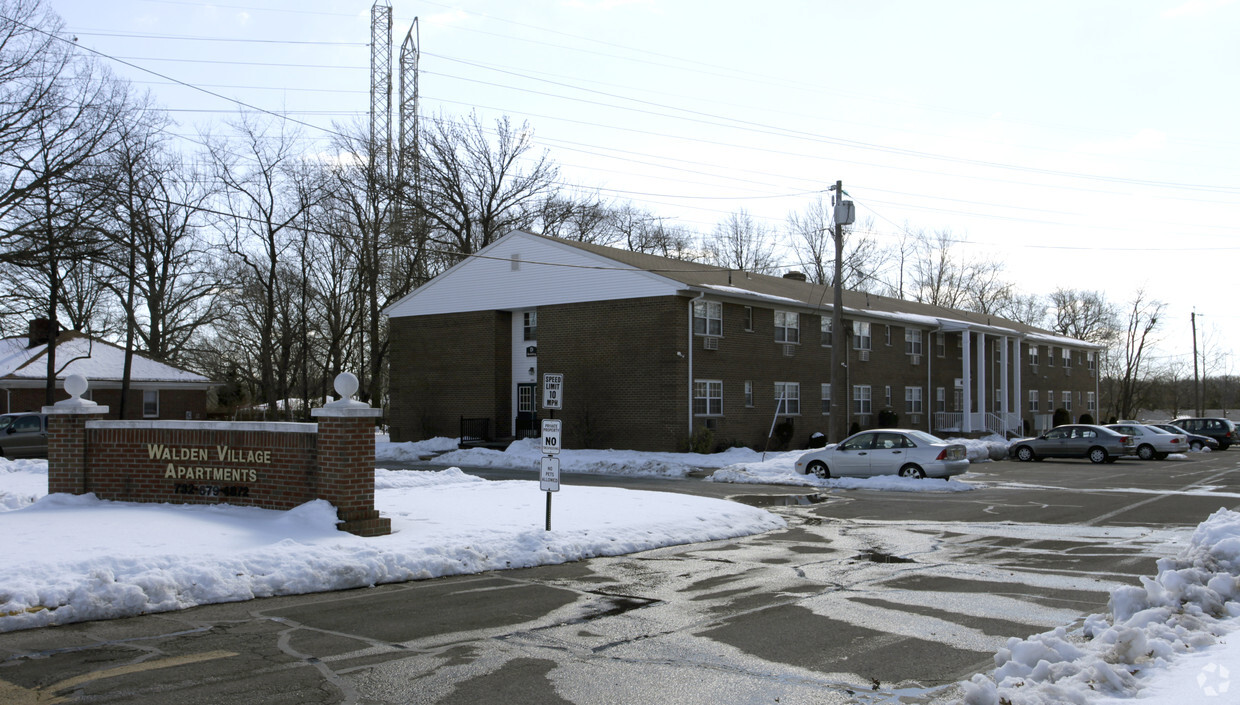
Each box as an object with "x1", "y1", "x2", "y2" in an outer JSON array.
[
  {"x1": 610, "y1": 203, "x2": 696, "y2": 259},
  {"x1": 1109, "y1": 290, "x2": 1166, "y2": 420},
  {"x1": 1048, "y1": 288, "x2": 1120, "y2": 346},
  {"x1": 787, "y1": 198, "x2": 885, "y2": 290},
  {"x1": 705, "y1": 209, "x2": 776, "y2": 273},
  {"x1": 907, "y1": 229, "x2": 1016, "y2": 315},
  {"x1": 419, "y1": 112, "x2": 559, "y2": 257}
]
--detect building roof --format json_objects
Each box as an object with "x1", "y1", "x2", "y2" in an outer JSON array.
[
  {"x1": 0, "y1": 332, "x2": 212, "y2": 386},
  {"x1": 387, "y1": 230, "x2": 1100, "y2": 350}
]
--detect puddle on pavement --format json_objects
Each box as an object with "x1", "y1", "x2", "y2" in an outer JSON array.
[
  {"x1": 854, "y1": 549, "x2": 915, "y2": 564},
  {"x1": 733, "y1": 493, "x2": 832, "y2": 507}
]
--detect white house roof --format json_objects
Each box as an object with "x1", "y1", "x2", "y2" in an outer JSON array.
[
  {"x1": 0, "y1": 333, "x2": 212, "y2": 386},
  {"x1": 387, "y1": 230, "x2": 1101, "y2": 349}
]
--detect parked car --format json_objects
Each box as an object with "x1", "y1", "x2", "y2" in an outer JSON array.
[
  {"x1": 1171, "y1": 417, "x2": 1237, "y2": 450},
  {"x1": 794, "y1": 429, "x2": 969, "y2": 479},
  {"x1": 0, "y1": 412, "x2": 48, "y2": 458},
  {"x1": 1152, "y1": 423, "x2": 1219, "y2": 451},
  {"x1": 1106, "y1": 423, "x2": 1187, "y2": 460},
  {"x1": 1009, "y1": 424, "x2": 1136, "y2": 464}
]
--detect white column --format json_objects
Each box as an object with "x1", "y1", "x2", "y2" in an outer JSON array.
[
  {"x1": 976, "y1": 332, "x2": 986, "y2": 433},
  {"x1": 961, "y1": 329, "x2": 972, "y2": 433},
  {"x1": 999, "y1": 335, "x2": 1010, "y2": 428},
  {"x1": 1013, "y1": 338, "x2": 1023, "y2": 434}
]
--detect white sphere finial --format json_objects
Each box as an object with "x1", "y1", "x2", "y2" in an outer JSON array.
[
  {"x1": 334, "y1": 372, "x2": 359, "y2": 401},
  {"x1": 65, "y1": 374, "x2": 88, "y2": 399}
]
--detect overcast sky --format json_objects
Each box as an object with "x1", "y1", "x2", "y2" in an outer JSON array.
[{"x1": 48, "y1": 0, "x2": 1240, "y2": 373}]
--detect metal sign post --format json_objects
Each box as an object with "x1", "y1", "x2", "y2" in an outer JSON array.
[{"x1": 540, "y1": 419, "x2": 562, "y2": 531}]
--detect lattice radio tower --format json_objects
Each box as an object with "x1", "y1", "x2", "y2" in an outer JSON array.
[
  {"x1": 369, "y1": 1, "x2": 393, "y2": 181},
  {"x1": 398, "y1": 18, "x2": 420, "y2": 208}
]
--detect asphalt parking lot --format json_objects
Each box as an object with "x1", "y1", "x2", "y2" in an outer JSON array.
[{"x1": 1, "y1": 451, "x2": 1237, "y2": 704}]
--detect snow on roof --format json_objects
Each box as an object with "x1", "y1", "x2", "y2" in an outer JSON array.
[{"x1": 0, "y1": 333, "x2": 210, "y2": 384}]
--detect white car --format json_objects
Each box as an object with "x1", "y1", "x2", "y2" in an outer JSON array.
[
  {"x1": 1106, "y1": 423, "x2": 1187, "y2": 460},
  {"x1": 794, "y1": 429, "x2": 969, "y2": 479}
]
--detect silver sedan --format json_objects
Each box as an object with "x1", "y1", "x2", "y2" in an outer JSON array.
[{"x1": 794, "y1": 429, "x2": 969, "y2": 479}]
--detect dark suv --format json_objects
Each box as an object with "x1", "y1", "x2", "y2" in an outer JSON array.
[
  {"x1": 0, "y1": 412, "x2": 48, "y2": 458},
  {"x1": 1171, "y1": 417, "x2": 1237, "y2": 450}
]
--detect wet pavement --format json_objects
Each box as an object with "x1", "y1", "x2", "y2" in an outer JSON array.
[{"x1": 1, "y1": 453, "x2": 1238, "y2": 704}]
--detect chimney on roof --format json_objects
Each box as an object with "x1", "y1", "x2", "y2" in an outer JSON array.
[
  {"x1": 783, "y1": 271, "x2": 807, "y2": 282},
  {"x1": 28, "y1": 318, "x2": 54, "y2": 348}
]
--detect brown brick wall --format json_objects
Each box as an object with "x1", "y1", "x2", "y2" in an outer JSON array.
[
  {"x1": 388, "y1": 310, "x2": 512, "y2": 442},
  {"x1": 3, "y1": 387, "x2": 208, "y2": 420}
]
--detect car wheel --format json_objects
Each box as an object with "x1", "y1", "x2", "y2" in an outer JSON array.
[
  {"x1": 1088, "y1": 447, "x2": 1109, "y2": 464},
  {"x1": 1015, "y1": 446, "x2": 1035, "y2": 462},
  {"x1": 899, "y1": 464, "x2": 925, "y2": 479},
  {"x1": 807, "y1": 461, "x2": 830, "y2": 479},
  {"x1": 1191, "y1": 441, "x2": 1204, "y2": 451},
  {"x1": 1137, "y1": 444, "x2": 1155, "y2": 460}
]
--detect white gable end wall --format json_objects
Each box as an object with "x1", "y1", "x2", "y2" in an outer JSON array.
[{"x1": 386, "y1": 231, "x2": 683, "y2": 318}]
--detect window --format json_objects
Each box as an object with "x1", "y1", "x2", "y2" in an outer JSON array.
[
  {"x1": 143, "y1": 389, "x2": 159, "y2": 418},
  {"x1": 775, "y1": 382, "x2": 800, "y2": 415},
  {"x1": 905, "y1": 386, "x2": 923, "y2": 414},
  {"x1": 1029, "y1": 390, "x2": 1039, "y2": 413},
  {"x1": 523, "y1": 311, "x2": 538, "y2": 341},
  {"x1": 774, "y1": 311, "x2": 799, "y2": 343},
  {"x1": 936, "y1": 334, "x2": 946, "y2": 358},
  {"x1": 1029, "y1": 345, "x2": 1039, "y2": 366},
  {"x1": 743, "y1": 306, "x2": 753, "y2": 331},
  {"x1": 693, "y1": 300, "x2": 722, "y2": 336},
  {"x1": 820, "y1": 383, "x2": 831, "y2": 414},
  {"x1": 853, "y1": 385, "x2": 872, "y2": 414},
  {"x1": 884, "y1": 325, "x2": 892, "y2": 346},
  {"x1": 905, "y1": 328, "x2": 923, "y2": 356},
  {"x1": 694, "y1": 380, "x2": 723, "y2": 416},
  {"x1": 1063, "y1": 348, "x2": 1072, "y2": 367},
  {"x1": 853, "y1": 321, "x2": 871, "y2": 350},
  {"x1": 953, "y1": 389, "x2": 963, "y2": 412},
  {"x1": 1047, "y1": 347, "x2": 1055, "y2": 366},
  {"x1": 820, "y1": 316, "x2": 832, "y2": 346},
  {"x1": 1062, "y1": 390, "x2": 1072, "y2": 412},
  {"x1": 1087, "y1": 351, "x2": 1096, "y2": 370},
  {"x1": 1087, "y1": 391, "x2": 1096, "y2": 411},
  {"x1": 744, "y1": 380, "x2": 754, "y2": 407},
  {"x1": 884, "y1": 385, "x2": 892, "y2": 408},
  {"x1": 936, "y1": 387, "x2": 946, "y2": 413}
]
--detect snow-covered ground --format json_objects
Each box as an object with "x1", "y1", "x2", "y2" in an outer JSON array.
[{"x1": 3, "y1": 438, "x2": 1238, "y2": 705}]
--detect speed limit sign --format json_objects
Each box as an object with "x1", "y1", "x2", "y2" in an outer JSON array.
[{"x1": 542, "y1": 373, "x2": 563, "y2": 410}]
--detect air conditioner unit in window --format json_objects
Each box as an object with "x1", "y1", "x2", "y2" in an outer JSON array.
[
  {"x1": 910, "y1": 354, "x2": 921, "y2": 366},
  {"x1": 703, "y1": 336, "x2": 719, "y2": 350},
  {"x1": 783, "y1": 344, "x2": 795, "y2": 357},
  {"x1": 859, "y1": 350, "x2": 870, "y2": 362}
]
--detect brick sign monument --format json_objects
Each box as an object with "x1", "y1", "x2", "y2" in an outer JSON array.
[{"x1": 45, "y1": 372, "x2": 391, "y2": 536}]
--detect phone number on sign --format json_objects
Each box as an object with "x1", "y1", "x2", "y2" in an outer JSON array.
[{"x1": 173, "y1": 483, "x2": 250, "y2": 498}]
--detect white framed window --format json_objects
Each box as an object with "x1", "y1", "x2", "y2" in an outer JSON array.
[
  {"x1": 853, "y1": 385, "x2": 872, "y2": 415},
  {"x1": 1029, "y1": 345, "x2": 1039, "y2": 366},
  {"x1": 1087, "y1": 391, "x2": 1096, "y2": 411},
  {"x1": 953, "y1": 388, "x2": 963, "y2": 412},
  {"x1": 1047, "y1": 347, "x2": 1055, "y2": 366},
  {"x1": 905, "y1": 386, "x2": 923, "y2": 414},
  {"x1": 743, "y1": 306, "x2": 753, "y2": 332},
  {"x1": 820, "y1": 383, "x2": 831, "y2": 414},
  {"x1": 884, "y1": 385, "x2": 892, "y2": 408},
  {"x1": 820, "y1": 316, "x2": 832, "y2": 346},
  {"x1": 1062, "y1": 348, "x2": 1072, "y2": 367},
  {"x1": 523, "y1": 311, "x2": 538, "y2": 341},
  {"x1": 143, "y1": 389, "x2": 159, "y2": 418},
  {"x1": 884, "y1": 325, "x2": 892, "y2": 346},
  {"x1": 1087, "y1": 351, "x2": 1096, "y2": 370},
  {"x1": 744, "y1": 380, "x2": 754, "y2": 407},
  {"x1": 1029, "y1": 390, "x2": 1039, "y2": 413},
  {"x1": 936, "y1": 387, "x2": 946, "y2": 413},
  {"x1": 775, "y1": 311, "x2": 799, "y2": 344},
  {"x1": 775, "y1": 382, "x2": 800, "y2": 415},
  {"x1": 694, "y1": 380, "x2": 723, "y2": 416},
  {"x1": 936, "y1": 334, "x2": 945, "y2": 358},
  {"x1": 905, "y1": 328, "x2": 923, "y2": 356},
  {"x1": 693, "y1": 300, "x2": 722, "y2": 336},
  {"x1": 1062, "y1": 390, "x2": 1072, "y2": 412},
  {"x1": 853, "y1": 321, "x2": 871, "y2": 350}
]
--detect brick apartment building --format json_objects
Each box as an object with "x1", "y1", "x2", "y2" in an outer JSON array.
[
  {"x1": 386, "y1": 231, "x2": 1101, "y2": 452},
  {"x1": 0, "y1": 320, "x2": 213, "y2": 420}
]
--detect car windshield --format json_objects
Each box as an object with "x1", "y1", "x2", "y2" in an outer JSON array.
[{"x1": 0, "y1": 415, "x2": 15, "y2": 432}]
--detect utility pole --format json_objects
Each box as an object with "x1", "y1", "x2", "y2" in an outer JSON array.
[
  {"x1": 1192, "y1": 311, "x2": 1201, "y2": 416},
  {"x1": 829, "y1": 180, "x2": 853, "y2": 442}
]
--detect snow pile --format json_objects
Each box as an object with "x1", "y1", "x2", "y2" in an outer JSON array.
[
  {"x1": 0, "y1": 457, "x2": 48, "y2": 511},
  {"x1": 0, "y1": 467, "x2": 784, "y2": 632},
  {"x1": 958, "y1": 508, "x2": 1240, "y2": 704},
  {"x1": 423, "y1": 438, "x2": 764, "y2": 477},
  {"x1": 948, "y1": 435, "x2": 1010, "y2": 462},
  {"x1": 375, "y1": 436, "x2": 460, "y2": 462}
]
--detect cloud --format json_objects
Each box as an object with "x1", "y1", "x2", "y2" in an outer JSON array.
[{"x1": 1162, "y1": 0, "x2": 1236, "y2": 18}]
